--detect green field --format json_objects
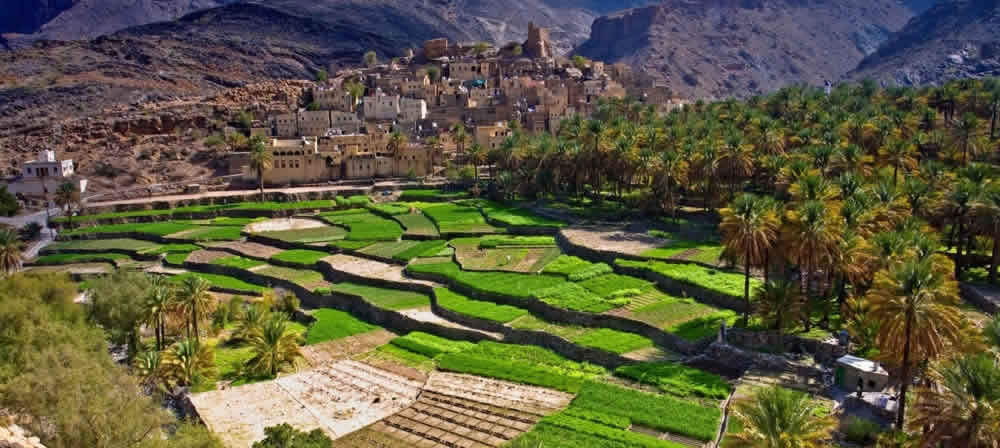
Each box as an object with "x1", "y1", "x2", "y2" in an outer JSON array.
[
  {"x1": 255, "y1": 265, "x2": 327, "y2": 289},
  {"x1": 392, "y1": 240, "x2": 448, "y2": 261},
  {"x1": 211, "y1": 256, "x2": 266, "y2": 270},
  {"x1": 543, "y1": 255, "x2": 606, "y2": 278},
  {"x1": 578, "y1": 274, "x2": 654, "y2": 298},
  {"x1": 398, "y1": 189, "x2": 469, "y2": 201},
  {"x1": 368, "y1": 202, "x2": 412, "y2": 216},
  {"x1": 614, "y1": 362, "x2": 731, "y2": 400},
  {"x1": 393, "y1": 212, "x2": 440, "y2": 237},
  {"x1": 533, "y1": 283, "x2": 624, "y2": 313},
  {"x1": 466, "y1": 199, "x2": 566, "y2": 228},
  {"x1": 318, "y1": 210, "x2": 404, "y2": 241},
  {"x1": 641, "y1": 239, "x2": 725, "y2": 265},
  {"x1": 572, "y1": 382, "x2": 722, "y2": 442},
  {"x1": 325, "y1": 282, "x2": 430, "y2": 310},
  {"x1": 270, "y1": 249, "x2": 330, "y2": 266},
  {"x1": 139, "y1": 243, "x2": 201, "y2": 255},
  {"x1": 169, "y1": 272, "x2": 266, "y2": 294},
  {"x1": 389, "y1": 332, "x2": 475, "y2": 358},
  {"x1": 511, "y1": 414, "x2": 687, "y2": 448},
  {"x1": 508, "y1": 315, "x2": 652, "y2": 354},
  {"x1": 304, "y1": 308, "x2": 380, "y2": 345},
  {"x1": 617, "y1": 259, "x2": 759, "y2": 299},
  {"x1": 407, "y1": 260, "x2": 566, "y2": 299},
  {"x1": 329, "y1": 240, "x2": 374, "y2": 251},
  {"x1": 358, "y1": 240, "x2": 423, "y2": 259},
  {"x1": 419, "y1": 203, "x2": 499, "y2": 234},
  {"x1": 33, "y1": 253, "x2": 129, "y2": 265},
  {"x1": 478, "y1": 235, "x2": 557, "y2": 248},
  {"x1": 255, "y1": 226, "x2": 347, "y2": 243},
  {"x1": 435, "y1": 288, "x2": 529, "y2": 323},
  {"x1": 629, "y1": 296, "x2": 738, "y2": 341},
  {"x1": 435, "y1": 341, "x2": 607, "y2": 393},
  {"x1": 45, "y1": 238, "x2": 161, "y2": 252}
]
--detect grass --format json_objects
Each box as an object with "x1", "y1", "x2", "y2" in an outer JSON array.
[
  {"x1": 33, "y1": 253, "x2": 129, "y2": 265},
  {"x1": 436, "y1": 341, "x2": 606, "y2": 393},
  {"x1": 579, "y1": 274, "x2": 653, "y2": 298},
  {"x1": 318, "y1": 210, "x2": 404, "y2": 241},
  {"x1": 533, "y1": 283, "x2": 624, "y2": 313},
  {"x1": 398, "y1": 189, "x2": 469, "y2": 201},
  {"x1": 270, "y1": 249, "x2": 330, "y2": 266},
  {"x1": 614, "y1": 362, "x2": 732, "y2": 400},
  {"x1": 572, "y1": 381, "x2": 722, "y2": 442},
  {"x1": 617, "y1": 259, "x2": 759, "y2": 299},
  {"x1": 326, "y1": 282, "x2": 430, "y2": 310},
  {"x1": 392, "y1": 240, "x2": 447, "y2": 261},
  {"x1": 45, "y1": 238, "x2": 161, "y2": 252},
  {"x1": 478, "y1": 235, "x2": 556, "y2": 248},
  {"x1": 255, "y1": 265, "x2": 326, "y2": 288},
  {"x1": 465, "y1": 199, "x2": 566, "y2": 228},
  {"x1": 305, "y1": 308, "x2": 379, "y2": 345},
  {"x1": 435, "y1": 288, "x2": 529, "y2": 323},
  {"x1": 211, "y1": 255, "x2": 266, "y2": 270},
  {"x1": 420, "y1": 203, "x2": 499, "y2": 234},
  {"x1": 363, "y1": 343, "x2": 436, "y2": 371},
  {"x1": 256, "y1": 226, "x2": 347, "y2": 243},
  {"x1": 668, "y1": 310, "x2": 741, "y2": 341},
  {"x1": 169, "y1": 272, "x2": 266, "y2": 294},
  {"x1": 389, "y1": 332, "x2": 475, "y2": 358},
  {"x1": 406, "y1": 260, "x2": 566, "y2": 299},
  {"x1": 393, "y1": 212, "x2": 439, "y2": 237},
  {"x1": 358, "y1": 240, "x2": 422, "y2": 259},
  {"x1": 164, "y1": 252, "x2": 192, "y2": 265},
  {"x1": 139, "y1": 243, "x2": 201, "y2": 255},
  {"x1": 329, "y1": 240, "x2": 374, "y2": 251},
  {"x1": 568, "y1": 263, "x2": 615, "y2": 281},
  {"x1": 571, "y1": 328, "x2": 653, "y2": 354},
  {"x1": 368, "y1": 202, "x2": 412, "y2": 216},
  {"x1": 641, "y1": 239, "x2": 724, "y2": 262}
]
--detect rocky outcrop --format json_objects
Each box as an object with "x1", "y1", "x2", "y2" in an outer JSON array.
[
  {"x1": 0, "y1": 424, "x2": 46, "y2": 448},
  {"x1": 574, "y1": 0, "x2": 914, "y2": 98},
  {"x1": 849, "y1": 0, "x2": 1000, "y2": 86}
]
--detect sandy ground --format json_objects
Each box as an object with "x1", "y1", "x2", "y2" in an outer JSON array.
[
  {"x1": 399, "y1": 309, "x2": 502, "y2": 339},
  {"x1": 321, "y1": 254, "x2": 438, "y2": 287},
  {"x1": 245, "y1": 218, "x2": 328, "y2": 233},
  {"x1": 206, "y1": 240, "x2": 286, "y2": 259},
  {"x1": 560, "y1": 226, "x2": 667, "y2": 256},
  {"x1": 190, "y1": 360, "x2": 424, "y2": 448},
  {"x1": 22, "y1": 262, "x2": 111, "y2": 275}
]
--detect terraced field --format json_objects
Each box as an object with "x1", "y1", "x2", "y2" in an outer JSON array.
[
  {"x1": 393, "y1": 212, "x2": 440, "y2": 237},
  {"x1": 420, "y1": 203, "x2": 501, "y2": 234}
]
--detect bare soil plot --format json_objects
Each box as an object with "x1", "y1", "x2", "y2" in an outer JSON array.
[
  {"x1": 360, "y1": 372, "x2": 573, "y2": 448},
  {"x1": 301, "y1": 329, "x2": 397, "y2": 366},
  {"x1": 561, "y1": 227, "x2": 668, "y2": 256},
  {"x1": 453, "y1": 243, "x2": 562, "y2": 274},
  {"x1": 321, "y1": 254, "x2": 438, "y2": 287},
  {"x1": 185, "y1": 250, "x2": 232, "y2": 264},
  {"x1": 398, "y1": 309, "x2": 502, "y2": 339},
  {"x1": 205, "y1": 241, "x2": 285, "y2": 259},
  {"x1": 245, "y1": 218, "x2": 328, "y2": 233},
  {"x1": 22, "y1": 263, "x2": 111, "y2": 275},
  {"x1": 190, "y1": 360, "x2": 424, "y2": 448}
]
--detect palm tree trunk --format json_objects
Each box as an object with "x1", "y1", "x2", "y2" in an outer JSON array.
[
  {"x1": 258, "y1": 169, "x2": 265, "y2": 202},
  {"x1": 991, "y1": 103, "x2": 998, "y2": 140},
  {"x1": 192, "y1": 306, "x2": 200, "y2": 345},
  {"x1": 743, "y1": 246, "x2": 751, "y2": 326},
  {"x1": 763, "y1": 249, "x2": 770, "y2": 284},
  {"x1": 897, "y1": 312, "x2": 914, "y2": 429},
  {"x1": 990, "y1": 234, "x2": 999, "y2": 285}
]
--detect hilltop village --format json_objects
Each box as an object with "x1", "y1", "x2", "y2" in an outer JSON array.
[{"x1": 227, "y1": 24, "x2": 685, "y2": 186}]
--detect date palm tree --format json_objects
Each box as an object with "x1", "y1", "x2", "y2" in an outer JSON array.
[
  {"x1": 133, "y1": 350, "x2": 168, "y2": 393},
  {"x1": 175, "y1": 276, "x2": 214, "y2": 344},
  {"x1": 755, "y1": 279, "x2": 805, "y2": 351},
  {"x1": 144, "y1": 280, "x2": 173, "y2": 351},
  {"x1": 451, "y1": 123, "x2": 468, "y2": 155},
  {"x1": 162, "y1": 338, "x2": 215, "y2": 388},
  {"x1": 246, "y1": 314, "x2": 304, "y2": 377},
  {"x1": 866, "y1": 257, "x2": 963, "y2": 429},
  {"x1": 781, "y1": 200, "x2": 841, "y2": 300},
  {"x1": 53, "y1": 181, "x2": 80, "y2": 229},
  {"x1": 0, "y1": 229, "x2": 23, "y2": 276},
  {"x1": 726, "y1": 385, "x2": 835, "y2": 448},
  {"x1": 720, "y1": 194, "x2": 779, "y2": 325},
  {"x1": 972, "y1": 184, "x2": 1000, "y2": 284},
  {"x1": 248, "y1": 135, "x2": 272, "y2": 201},
  {"x1": 909, "y1": 354, "x2": 1000, "y2": 448}
]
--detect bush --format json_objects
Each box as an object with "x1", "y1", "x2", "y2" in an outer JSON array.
[
  {"x1": 0, "y1": 186, "x2": 21, "y2": 217},
  {"x1": 252, "y1": 423, "x2": 333, "y2": 448},
  {"x1": 843, "y1": 416, "x2": 884, "y2": 445}
]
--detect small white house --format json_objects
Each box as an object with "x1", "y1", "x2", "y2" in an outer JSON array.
[
  {"x1": 4, "y1": 151, "x2": 87, "y2": 198},
  {"x1": 836, "y1": 355, "x2": 889, "y2": 393}
]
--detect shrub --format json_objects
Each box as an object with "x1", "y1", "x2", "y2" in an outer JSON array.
[
  {"x1": 614, "y1": 362, "x2": 731, "y2": 400},
  {"x1": 435, "y1": 288, "x2": 528, "y2": 323},
  {"x1": 843, "y1": 416, "x2": 884, "y2": 445},
  {"x1": 0, "y1": 186, "x2": 21, "y2": 217}
]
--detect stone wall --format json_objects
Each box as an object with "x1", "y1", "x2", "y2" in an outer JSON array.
[
  {"x1": 725, "y1": 328, "x2": 847, "y2": 365},
  {"x1": 960, "y1": 282, "x2": 1000, "y2": 314}
]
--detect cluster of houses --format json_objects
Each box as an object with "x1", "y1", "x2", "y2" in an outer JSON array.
[{"x1": 232, "y1": 24, "x2": 688, "y2": 187}]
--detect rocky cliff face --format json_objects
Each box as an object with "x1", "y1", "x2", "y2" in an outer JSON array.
[
  {"x1": 575, "y1": 0, "x2": 914, "y2": 99},
  {"x1": 850, "y1": 0, "x2": 1000, "y2": 85},
  {"x1": 0, "y1": 0, "x2": 76, "y2": 35}
]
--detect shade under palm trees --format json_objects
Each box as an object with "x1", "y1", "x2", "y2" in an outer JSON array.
[
  {"x1": 866, "y1": 257, "x2": 964, "y2": 429},
  {"x1": 720, "y1": 194, "x2": 779, "y2": 325},
  {"x1": 909, "y1": 354, "x2": 1000, "y2": 448},
  {"x1": 754, "y1": 279, "x2": 806, "y2": 350},
  {"x1": 725, "y1": 385, "x2": 835, "y2": 448},
  {"x1": 175, "y1": 275, "x2": 214, "y2": 344},
  {"x1": 248, "y1": 135, "x2": 273, "y2": 201},
  {"x1": 0, "y1": 229, "x2": 23, "y2": 276},
  {"x1": 245, "y1": 314, "x2": 304, "y2": 377}
]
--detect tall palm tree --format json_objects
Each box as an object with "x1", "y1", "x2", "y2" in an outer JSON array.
[
  {"x1": 0, "y1": 229, "x2": 23, "y2": 276},
  {"x1": 162, "y1": 338, "x2": 215, "y2": 388},
  {"x1": 909, "y1": 354, "x2": 1000, "y2": 448},
  {"x1": 53, "y1": 181, "x2": 80, "y2": 229},
  {"x1": 726, "y1": 385, "x2": 836, "y2": 448},
  {"x1": 248, "y1": 135, "x2": 272, "y2": 201},
  {"x1": 451, "y1": 123, "x2": 468, "y2": 155},
  {"x1": 866, "y1": 257, "x2": 963, "y2": 429},
  {"x1": 468, "y1": 143, "x2": 486, "y2": 181},
  {"x1": 720, "y1": 194, "x2": 780, "y2": 325},
  {"x1": 755, "y1": 279, "x2": 806, "y2": 350},
  {"x1": 972, "y1": 185, "x2": 1000, "y2": 284},
  {"x1": 175, "y1": 276, "x2": 214, "y2": 344},
  {"x1": 246, "y1": 314, "x2": 304, "y2": 377},
  {"x1": 144, "y1": 281, "x2": 173, "y2": 351},
  {"x1": 781, "y1": 200, "x2": 841, "y2": 300}
]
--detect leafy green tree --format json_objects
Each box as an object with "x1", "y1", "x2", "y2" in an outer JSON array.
[
  {"x1": 252, "y1": 424, "x2": 333, "y2": 448},
  {"x1": 726, "y1": 385, "x2": 835, "y2": 448},
  {"x1": 363, "y1": 50, "x2": 377, "y2": 67},
  {"x1": 0, "y1": 185, "x2": 21, "y2": 217},
  {"x1": 54, "y1": 181, "x2": 80, "y2": 229},
  {"x1": 145, "y1": 278, "x2": 173, "y2": 351},
  {"x1": 720, "y1": 194, "x2": 779, "y2": 324},
  {"x1": 755, "y1": 279, "x2": 805, "y2": 350},
  {"x1": 87, "y1": 271, "x2": 152, "y2": 358},
  {"x1": 426, "y1": 66, "x2": 441, "y2": 82},
  {"x1": 162, "y1": 338, "x2": 215, "y2": 388},
  {"x1": 175, "y1": 275, "x2": 214, "y2": 344}
]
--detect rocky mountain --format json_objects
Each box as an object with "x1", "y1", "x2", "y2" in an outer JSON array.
[
  {"x1": 574, "y1": 0, "x2": 915, "y2": 99},
  {"x1": 0, "y1": 0, "x2": 76, "y2": 35},
  {"x1": 850, "y1": 0, "x2": 1000, "y2": 86}
]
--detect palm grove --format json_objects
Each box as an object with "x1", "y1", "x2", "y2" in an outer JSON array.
[{"x1": 473, "y1": 78, "x2": 1000, "y2": 445}]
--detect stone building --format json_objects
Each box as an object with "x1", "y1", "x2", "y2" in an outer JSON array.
[
  {"x1": 313, "y1": 87, "x2": 359, "y2": 112},
  {"x1": 4, "y1": 150, "x2": 88, "y2": 198},
  {"x1": 423, "y1": 38, "x2": 449, "y2": 59},
  {"x1": 475, "y1": 122, "x2": 513, "y2": 150},
  {"x1": 273, "y1": 110, "x2": 361, "y2": 137},
  {"x1": 523, "y1": 23, "x2": 551, "y2": 59},
  {"x1": 449, "y1": 61, "x2": 491, "y2": 81},
  {"x1": 399, "y1": 98, "x2": 428, "y2": 122},
  {"x1": 363, "y1": 94, "x2": 401, "y2": 121}
]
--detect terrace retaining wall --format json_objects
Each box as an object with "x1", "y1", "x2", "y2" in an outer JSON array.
[
  {"x1": 614, "y1": 263, "x2": 749, "y2": 313},
  {"x1": 960, "y1": 282, "x2": 1000, "y2": 314},
  {"x1": 182, "y1": 261, "x2": 496, "y2": 344},
  {"x1": 725, "y1": 328, "x2": 846, "y2": 365},
  {"x1": 38, "y1": 246, "x2": 162, "y2": 262},
  {"x1": 405, "y1": 269, "x2": 699, "y2": 355}
]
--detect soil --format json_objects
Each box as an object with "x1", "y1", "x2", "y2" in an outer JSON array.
[
  {"x1": 398, "y1": 309, "x2": 502, "y2": 340},
  {"x1": 245, "y1": 218, "x2": 327, "y2": 233},
  {"x1": 321, "y1": 254, "x2": 439, "y2": 287},
  {"x1": 560, "y1": 226, "x2": 667, "y2": 256},
  {"x1": 21, "y1": 262, "x2": 111, "y2": 274},
  {"x1": 185, "y1": 249, "x2": 230, "y2": 264},
  {"x1": 205, "y1": 240, "x2": 285, "y2": 259},
  {"x1": 301, "y1": 329, "x2": 398, "y2": 366}
]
